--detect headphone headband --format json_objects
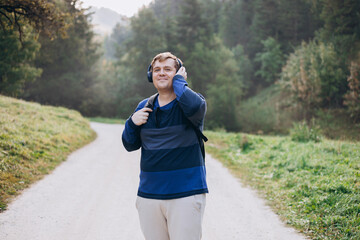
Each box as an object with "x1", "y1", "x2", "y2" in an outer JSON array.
[{"x1": 147, "y1": 58, "x2": 182, "y2": 82}]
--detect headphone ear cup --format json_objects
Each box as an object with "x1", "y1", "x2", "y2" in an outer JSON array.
[
  {"x1": 147, "y1": 71, "x2": 153, "y2": 82},
  {"x1": 177, "y1": 59, "x2": 183, "y2": 69},
  {"x1": 147, "y1": 64, "x2": 153, "y2": 82}
]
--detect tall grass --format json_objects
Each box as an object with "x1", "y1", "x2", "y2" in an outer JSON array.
[
  {"x1": 205, "y1": 130, "x2": 360, "y2": 239},
  {"x1": 0, "y1": 95, "x2": 96, "y2": 212}
]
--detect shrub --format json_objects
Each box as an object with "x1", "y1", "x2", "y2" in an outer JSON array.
[
  {"x1": 290, "y1": 120, "x2": 322, "y2": 142},
  {"x1": 280, "y1": 41, "x2": 347, "y2": 115},
  {"x1": 235, "y1": 134, "x2": 254, "y2": 153}
]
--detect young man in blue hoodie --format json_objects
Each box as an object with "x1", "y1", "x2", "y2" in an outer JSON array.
[{"x1": 122, "y1": 52, "x2": 208, "y2": 240}]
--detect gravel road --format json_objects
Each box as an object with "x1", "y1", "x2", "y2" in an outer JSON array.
[{"x1": 0, "y1": 122, "x2": 306, "y2": 240}]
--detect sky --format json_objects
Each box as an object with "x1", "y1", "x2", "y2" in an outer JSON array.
[{"x1": 80, "y1": 0, "x2": 154, "y2": 17}]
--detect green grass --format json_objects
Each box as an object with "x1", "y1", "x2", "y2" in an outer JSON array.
[
  {"x1": 204, "y1": 130, "x2": 360, "y2": 240},
  {"x1": 87, "y1": 117, "x2": 125, "y2": 124},
  {"x1": 0, "y1": 95, "x2": 96, "y2": 212}
]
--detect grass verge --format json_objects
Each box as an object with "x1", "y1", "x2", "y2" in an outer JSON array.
[
  {"x1": 0, "y1": 95, "x2": 96, "y2": 212},
  {"x1": 204, "y1": 130, "x2": 360, "y2": 240},
  {"x1": 87, "y1": 117, "x2": 125, "y2": 124}
]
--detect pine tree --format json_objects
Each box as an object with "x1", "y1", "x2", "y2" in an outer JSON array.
[
  {"x1": 219, "y1": 0, "x2": 253, "y2": 49},
  {"x1": 176, "y1": 0, "x2": 212, "y2": 52}
]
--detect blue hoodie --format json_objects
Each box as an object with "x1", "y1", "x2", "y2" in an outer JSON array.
[{"x1": 122, "y1": 75, "x2": 208, "y2": 199}]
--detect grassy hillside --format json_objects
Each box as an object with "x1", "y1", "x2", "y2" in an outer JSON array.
[
  {"x1": 0, "y1": 95, "x2": 96, "y2": 212},
  {"x1": 205, "y1": 130, "x2": 360, "y2": 240}
]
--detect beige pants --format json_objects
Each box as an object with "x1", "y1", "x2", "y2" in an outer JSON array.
[{"x1": 136, "y1": 194, "x2": 206, "y2": 240}]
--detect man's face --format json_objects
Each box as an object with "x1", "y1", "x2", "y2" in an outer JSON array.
[{"x1": 152, "y1": 58, "x2": 177, "y2": 91}]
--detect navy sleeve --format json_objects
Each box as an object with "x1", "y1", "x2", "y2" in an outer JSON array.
[
  {"x1": 173, "y1": 75, "x2": 207, "y2": 128},
  {"x1": 122, "y1": 99, "x2": 148, "y2": 152}
]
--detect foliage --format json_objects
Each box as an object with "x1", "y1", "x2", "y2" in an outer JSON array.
[
  {"x1": 290, "y1": 120, "x2": 323, "y2": 143},
  {"x1": 184, "y1": 40, "x2": 218, "y2": 95},
  {"x1": 219, "y1": 0, "x2": 252, "y2": 49},
  {"x1": 23, "y1": 1, "x2": 100, "y2": 114},
  {"x1": 255, "y1": 37, "x2": 284, "y2": 84},
  {"x1": 119, "y1": 7, "x2": 166, "y2": 98},
  {"x1": 206, "y1": 39, "x2": 244, "y2": 131},
  {"x1": 82, "y1": 60, "x2": 120, "y2": 117},
  {"x1": 232, "y1": 44, "x2": 253, "y2": 95},
  {"x1": 281, "y1": 41, "x2": 347, "y2": 116},
  {"x1": 0, "y1": 0, "x2": 71, "y2": 41},
  {"x1": 314, "y1": 0, "x2": 360, "y2": 60},
  {"x1": 205, "y1": 130, "x2": 360, "y2": 239},
  {"x1": 176, "y1": 0, "x2": 212, "y2": 53},
  {"x1": 0, "y1": 95, "x2": 96, "y2": 212},
  {"x1": 344, "y1": 61, "x2": 360, "y2": 122},
  {"x1": 249, "y1": 0, "x2": 280, "y2": 55},
  {"x1": 0, "y1": 22, "x2": 41, "y2": 96}
]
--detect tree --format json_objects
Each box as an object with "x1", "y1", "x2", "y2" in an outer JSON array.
[
  {"x1": 232, "y1": 44, "x2": 253, "y2": 95},
  {"x1": 118, "y1": 7, "x2": 166, "y2": 98},
  {"x1": 0, "y1": 23, "x2": 41, "y2": 96},
  {"x1": 281, "y1": 41, "x2": 347, "y2": 118},
  {"x1": 249, "y1": 0, "x2": 279, "y2": 58},
  {"x1": 0, "y1": 0, "x2": 71, "y2": 41},
  {"x1": 185, "y1": 40, "x2": 218, "y2": 94},
  {"x1": 207, "y1": 43, "x2": 243, "y2": 131},
  {"x1": 255, "y1": 37, "x2": 284, "y2": 85},
  {"x1": 176, "y1": 0, "x2": 212, "y2": 52},
  {"x1": 319, "y1": 0, "x2": 360, "y2": 61},
  {"x1": 277, "y1": 0, "x2": 321, "y2": 53},
  {"x1": 219, "y1": 0, "x2": 253, "y2": 49},
  {"x1": 23, "y1": 0, "x2": 100, "y2": 113}
]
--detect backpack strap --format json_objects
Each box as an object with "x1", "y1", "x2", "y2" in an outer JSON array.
[
  {"x1": 145, "y1": 93, "x2": 207, "y2": 160},
  {"x1": 145, "y1": 93, "x2": 159, "y2": 109},
  {"x1": 187, "y1": 120, "x2": 207, "y2": 160}
]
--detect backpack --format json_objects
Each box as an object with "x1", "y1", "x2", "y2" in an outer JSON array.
[{"x1": 145, "y1": 93, "x2": 208, "y2": 160}]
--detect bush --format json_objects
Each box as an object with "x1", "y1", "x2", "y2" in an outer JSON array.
[
  {"x1": 234, "y1": 134, "x2": 254, "y2": 153},
  {"x1": 280, "y1": 41, "x2": 347, "y2": 114},
  {"x1": 290, "y1": 120, "x2": 322, "y2": 142}
]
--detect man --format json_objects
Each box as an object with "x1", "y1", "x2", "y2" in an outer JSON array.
[{"x1": 122, "y1": 52, "x2": 208, "y2": 240}]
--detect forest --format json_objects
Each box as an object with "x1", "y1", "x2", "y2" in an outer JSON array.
[{"x1": 1, "y1": 0, "x2": 360, "y2": 136}]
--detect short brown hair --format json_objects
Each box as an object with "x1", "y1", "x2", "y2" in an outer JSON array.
[{"x1": 150, "y1": 52, "x2": 182, "y2": 71}]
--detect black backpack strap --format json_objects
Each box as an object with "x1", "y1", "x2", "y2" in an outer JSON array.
[
  {"x1": 187, "y1": 120, "x2": 207, "y2": 160},
  {"x1": 145, "y1": 93, "x2": 159, "y2": 109}
]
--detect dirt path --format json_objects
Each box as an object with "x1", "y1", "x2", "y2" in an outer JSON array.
[{"x1": 0, "y1": 122, "x2": 306, "y2": 240}]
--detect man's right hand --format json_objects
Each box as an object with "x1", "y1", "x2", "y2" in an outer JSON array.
[{"x1": 131, "y1": 107, "x2": 153, "y2": 126}]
